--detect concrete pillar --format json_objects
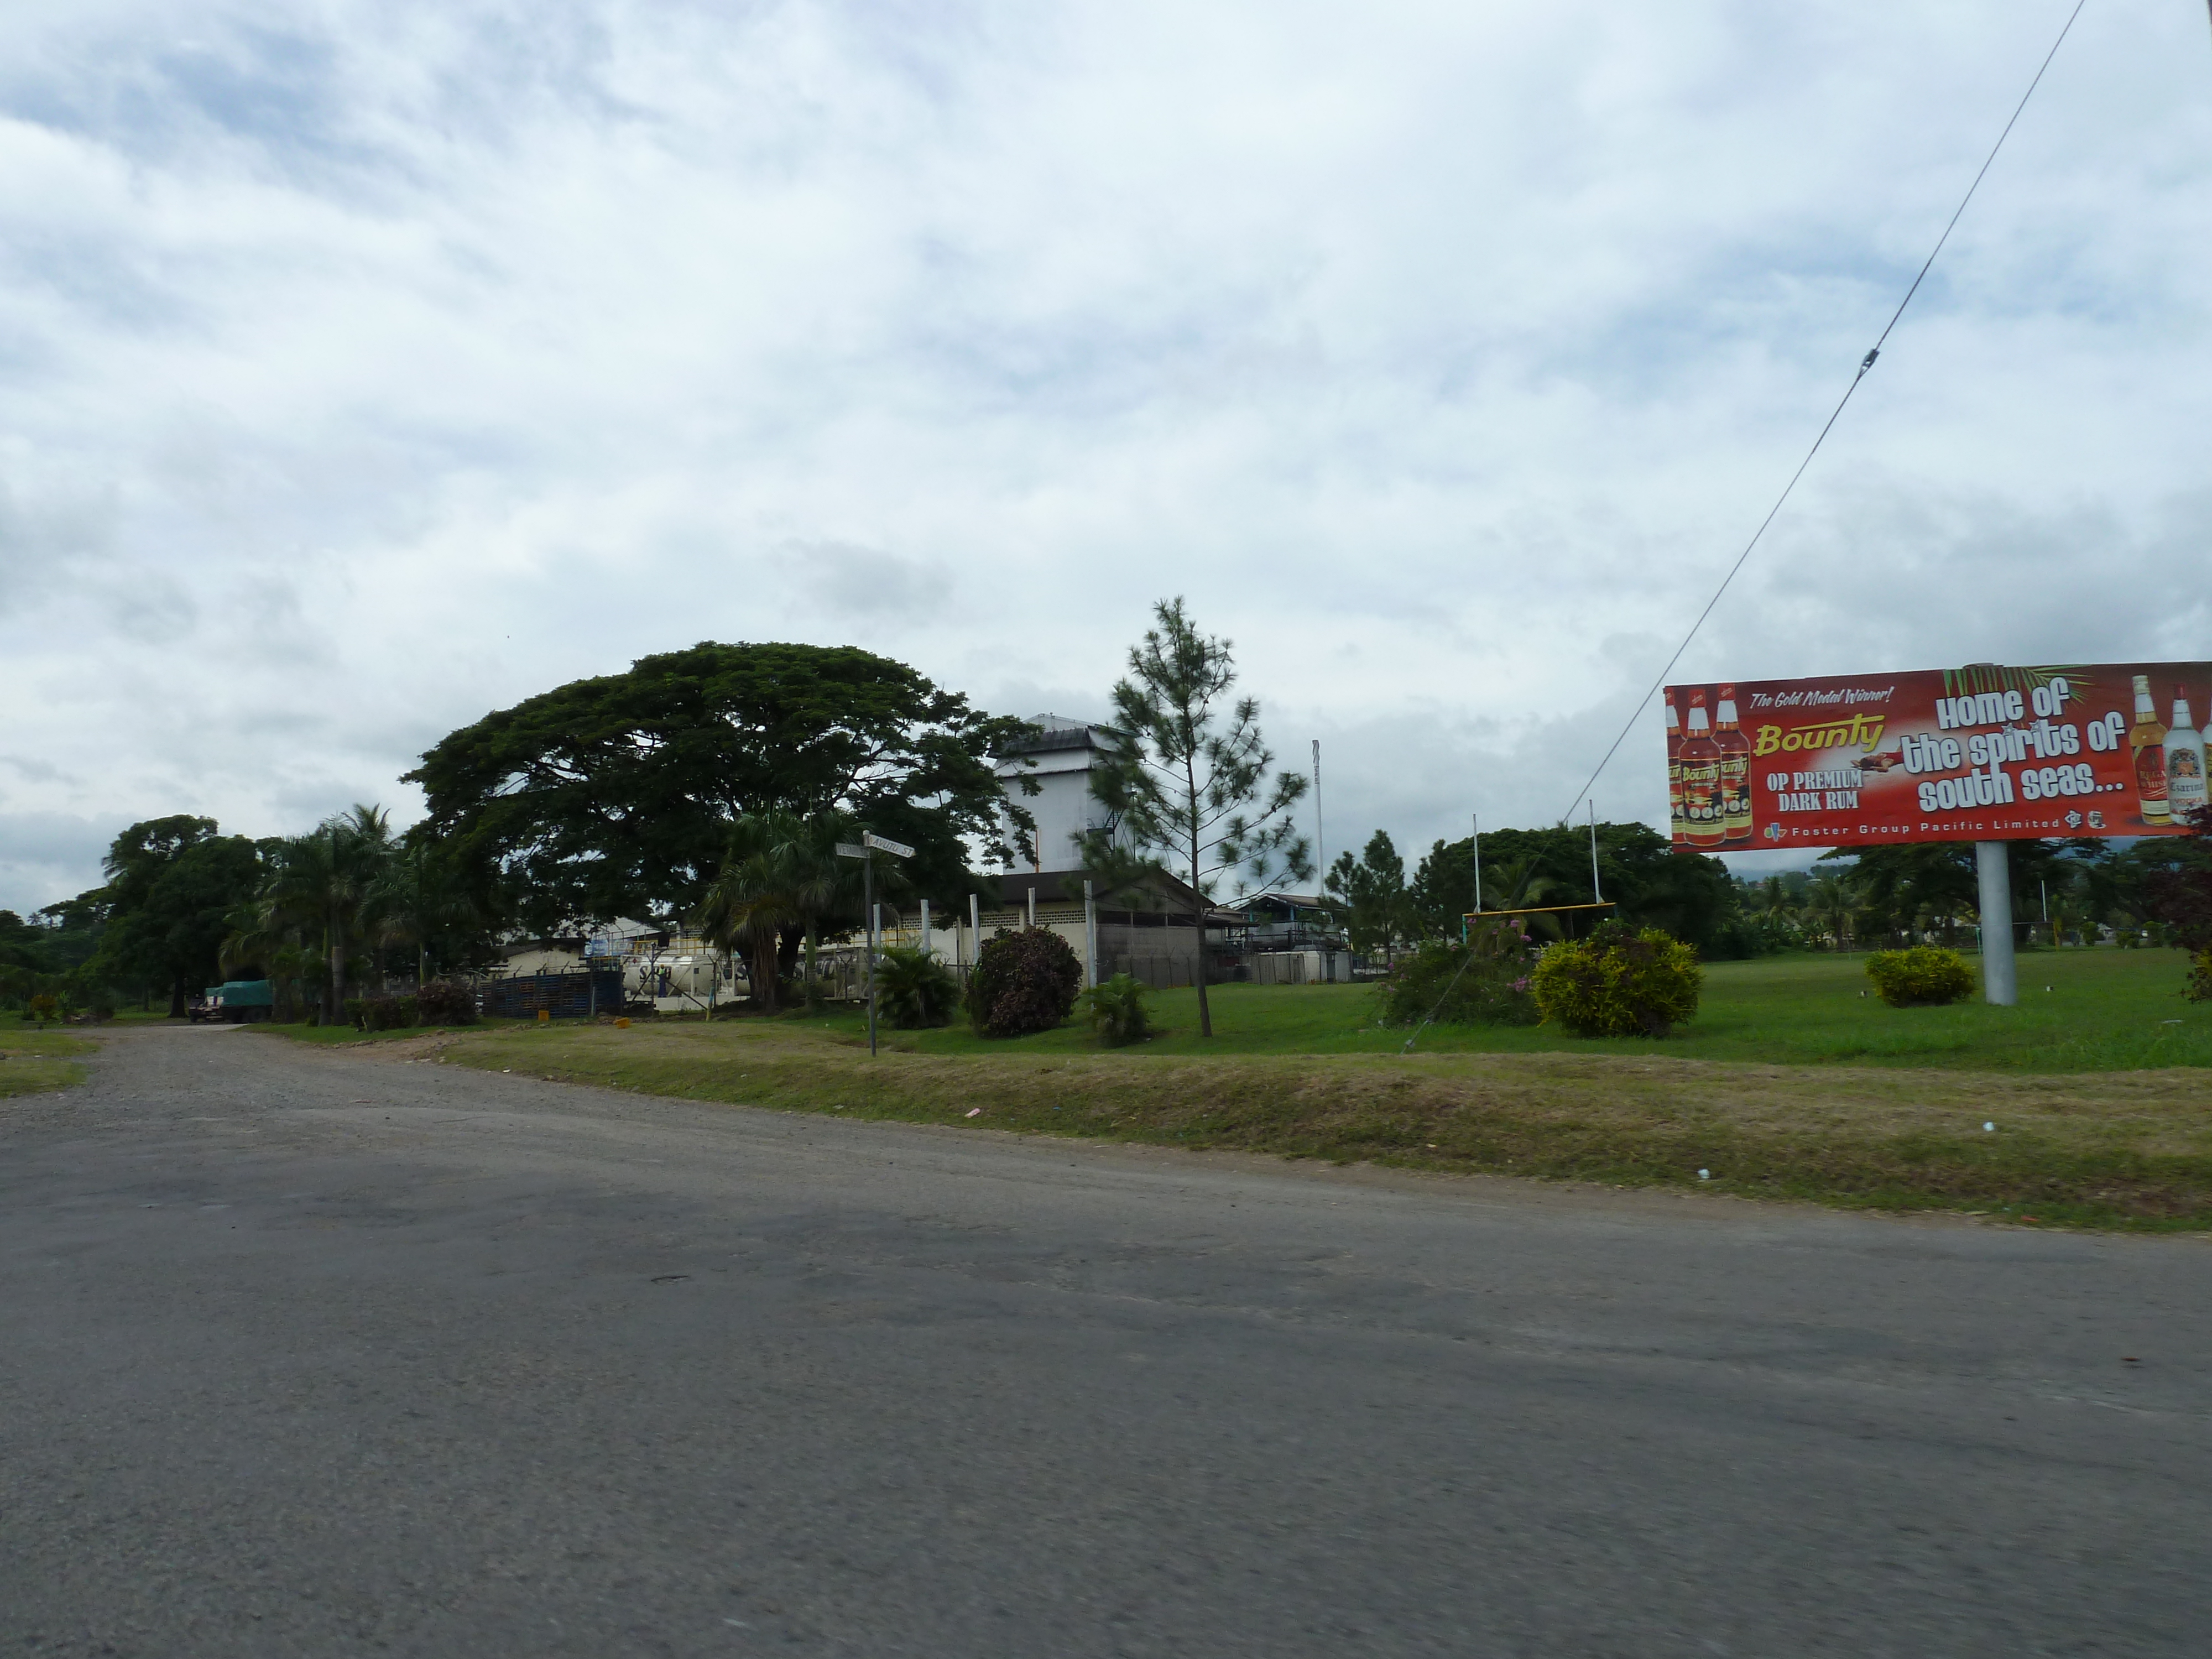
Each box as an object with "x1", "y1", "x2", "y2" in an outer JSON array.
[
  {"x1": 1976, "y1": 841, "x2": 2016, "y2": 1006},
  {"x1": 1084, "y1": 880, "x2": 1098, "y2": 988}
]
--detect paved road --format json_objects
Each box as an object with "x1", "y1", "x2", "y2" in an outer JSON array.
[{"x1": 3, "y1": 1029, "x2": 2207, "y2": 1657}]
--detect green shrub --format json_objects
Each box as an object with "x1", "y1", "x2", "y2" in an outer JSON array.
[
  {"x1": 1081, "y1": 973, "x2": 1152, "y2": 1045},
  {"x1": 1376, "y1": 919, "x2": 1540, "y2": 1027},
  {"x1": 969, "y1": 927, "x2": 1083, "y2": 1038},
  {"x1": 348, "y1": 993, "x2": 421, "y2": 1032},
  {"x1": 1864, "y1": 946, "x2": 1976, "y2": 1008},
  {"x1": 414, "y1": 980, "x2": 479, "y2": 1025},
  {"x1": 2188, "y1": 947, "x2": 2212, "y2": 1003},
  {"x1": 875, "y1": 946, "x2": 962, "y2": 1029},
  {"x1": 1531, "y1": 922, "x2": 1704, "y2": 1037}
]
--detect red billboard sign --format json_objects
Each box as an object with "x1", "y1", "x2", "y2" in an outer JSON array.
[{"x1": 1663, "y1": 662, "x2": 2211, "y2": 850}]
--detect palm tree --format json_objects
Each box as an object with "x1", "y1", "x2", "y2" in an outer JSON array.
[
  {"x1": 1474, "y1": 854, "x2": 1569, "y2": 941},
  {"x1": 373, "y1": 841, "x2": 480, "y2": 987},
  {"x1": 257, "y1": 805, "x2": 397, "y2": 1022},
  {"x1": 1803, "y1": 873, "x2": 1853, "y2": 949},
  {"x1": 1756, "y1": 875, "x2": 1797, "y2": 925},
  {"x1": 788, "y1": 813, "x2": 868, "y2": 1006},
  {"x1": 696, "y1": 812, "x2": 827, "y2": 1014}
]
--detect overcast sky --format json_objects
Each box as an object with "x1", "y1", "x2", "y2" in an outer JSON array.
[{"x1": 3, "y1": 0, "x2": 2208, "y2": 911}]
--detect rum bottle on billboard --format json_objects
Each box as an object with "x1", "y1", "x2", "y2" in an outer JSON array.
[
  {"x1": 2166, "y1": 690, "x2": 2208, "y2": 817},
  {"x1": 1680, "y1": 690, "x2": 1724, "y2": 849},
  {"x1": 1666, "y1": 689, "x2": 1686, "y2": 844},
  {"x1": 1715, "y1": 683, "x2": 1752, "y2": 843},
  {"x1": 2130, "y1": 674, "x2": 2170, "y2": 826}
]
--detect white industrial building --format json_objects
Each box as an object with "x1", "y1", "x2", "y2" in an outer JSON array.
[
  {"x1": 987, "y1": 715, "x2": 1350, "y2": 986},
  {"x1": 997, "y1": 714, "x2": 1123, "y2": 874}
]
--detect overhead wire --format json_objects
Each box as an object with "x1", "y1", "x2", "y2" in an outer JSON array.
[{"x1": 1557, "y1": 0, "x2": 2090, "y2": 825}]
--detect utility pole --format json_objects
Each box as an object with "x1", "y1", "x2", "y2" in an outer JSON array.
[
  {"x1": 1312, "y1": 739, "x2": 1323, "y2": 894},
  {"x1": 1588, "y1": 800, "x2": 1603, "y2": 904}
]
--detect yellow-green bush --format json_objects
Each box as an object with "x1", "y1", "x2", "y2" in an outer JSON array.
[
  {"x1": 1530, "y1": 924, "x2": 1703, "y2": 1037},
  {"x1": 1864, "y1": 945, "x2": 1976, "y2": 1008}
]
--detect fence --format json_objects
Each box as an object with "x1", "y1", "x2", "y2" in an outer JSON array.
[
  {"x1": 477, "y1": 968, "x2": 626, "y2": 1020},
  {"x1": 1248, "y1": 950, "x2": 1354, "y2": 986},
  {"x1": 1109, "y1": 954, "x2": 1203, "y2": 989}
]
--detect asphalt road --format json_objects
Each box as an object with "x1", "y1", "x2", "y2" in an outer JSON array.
[{"x1": 3, "y1": 1027, "x2": 2207, "y2": 1657}]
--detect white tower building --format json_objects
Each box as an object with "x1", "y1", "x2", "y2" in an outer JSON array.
[{"x1": 996, "y1": 714, "x2": 1121, "y2": 874}]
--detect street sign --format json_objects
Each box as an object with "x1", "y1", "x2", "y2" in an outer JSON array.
[
  {"x1": 862, "y1": 832, "x2": 916, "y2": 858},
  {"x1": 834, "y1": 843, "x2": 867, "y2": 859}
]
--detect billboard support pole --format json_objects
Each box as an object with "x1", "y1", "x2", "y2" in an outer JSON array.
[
  {"x1": 1976, "y1": 841, "x2": 2016, "y2": 1006},
  {"x1": 1472, "y1": 813, "x2": 1481, "y2": 918}
]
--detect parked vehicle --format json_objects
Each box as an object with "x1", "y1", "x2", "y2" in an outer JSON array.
[{"x1": 198, "y1": 979, "x2": 275, "y2": 1022}]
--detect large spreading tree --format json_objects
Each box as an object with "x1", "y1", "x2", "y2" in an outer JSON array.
[
  {"x1": 404, "y1": 642, "x2": 1038, "y2": 935},
  {"x1": 91, "y1": 816, "x2": 268, "y2": 1015}
]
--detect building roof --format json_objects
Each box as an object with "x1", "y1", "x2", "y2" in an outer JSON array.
[
  {"x1": 992, "y1": 865, "x2": 1207, "y2": 913},
  {"x1": 1230, "y1": 891, "x2": 1334, "y2": 912},
  {"x1": 999, "y1": 713, "x2": 1120, "y2": 758}
]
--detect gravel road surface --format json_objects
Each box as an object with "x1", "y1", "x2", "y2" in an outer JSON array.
[{"x1": 3, "y1": 1026, "x2": 2207, "y2": 1657}]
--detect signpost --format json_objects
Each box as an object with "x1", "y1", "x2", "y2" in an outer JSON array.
[
  {"x1": 836, "y1": 834, "x2": 915, "y2": 1055},
  {"x1": 1665, "y1": 660, "x2": 2212, "y2": 1006}
]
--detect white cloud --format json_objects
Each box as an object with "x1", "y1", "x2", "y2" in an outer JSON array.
[{"x1": 0, "y1": 0, "x2": 2206, "y2": 910}]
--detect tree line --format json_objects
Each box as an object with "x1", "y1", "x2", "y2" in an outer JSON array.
[
  {"x1": 1320, "y1": 819, "x2": 2212, "y2": 961},
  {"x1": 4, "y1": 606, "x2": 1317, "y2": 1030},
  {"x1": 1323, "y1": 821, "x2": 1754, "y2": 959},
  {"x1": 1739, "y1": 836, "x2": 2212, "y2": 951},
  {"x1": 3, "y1": 640, "x2": 1039, "y2": 1021}
]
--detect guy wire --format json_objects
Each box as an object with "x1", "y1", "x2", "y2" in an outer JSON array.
[{"x1": 1558, "y1": 0, "x2": 2089, "y2": 825}]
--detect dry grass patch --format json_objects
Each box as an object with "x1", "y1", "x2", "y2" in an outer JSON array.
[{"x1": 436, "y1": 1019, "x2": 2212, "y2": 1231}]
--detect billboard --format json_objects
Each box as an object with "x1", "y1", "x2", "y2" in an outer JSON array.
[{"x1": 1663, "y1": 662, "x2": 2211, "y2": 850}]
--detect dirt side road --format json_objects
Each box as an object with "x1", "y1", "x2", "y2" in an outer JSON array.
[{"x1": 3, "y1": 1026, "x2": 2207, "y2": 1657}]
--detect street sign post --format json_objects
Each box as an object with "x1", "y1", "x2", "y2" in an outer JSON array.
[{"x1": 836, "y1": 832, "x2": 912, "y2": 1055}]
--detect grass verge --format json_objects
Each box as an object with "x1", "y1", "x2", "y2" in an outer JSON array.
[
  {"x1": 0, "y1": 1030, "x2": 96, "y2": 1098},
  {"x1": 430, "y1": 1015, "x2": 2212, "y2": 1233}
]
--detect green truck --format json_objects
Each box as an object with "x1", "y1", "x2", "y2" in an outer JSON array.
[{"x1": 193, "y1": 979, "x2": 275, "y2": 1023}]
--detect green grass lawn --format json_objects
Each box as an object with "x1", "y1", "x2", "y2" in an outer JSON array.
[{"x1": 827, "y1": 947, "x2": 2212, "y2": 1073}]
